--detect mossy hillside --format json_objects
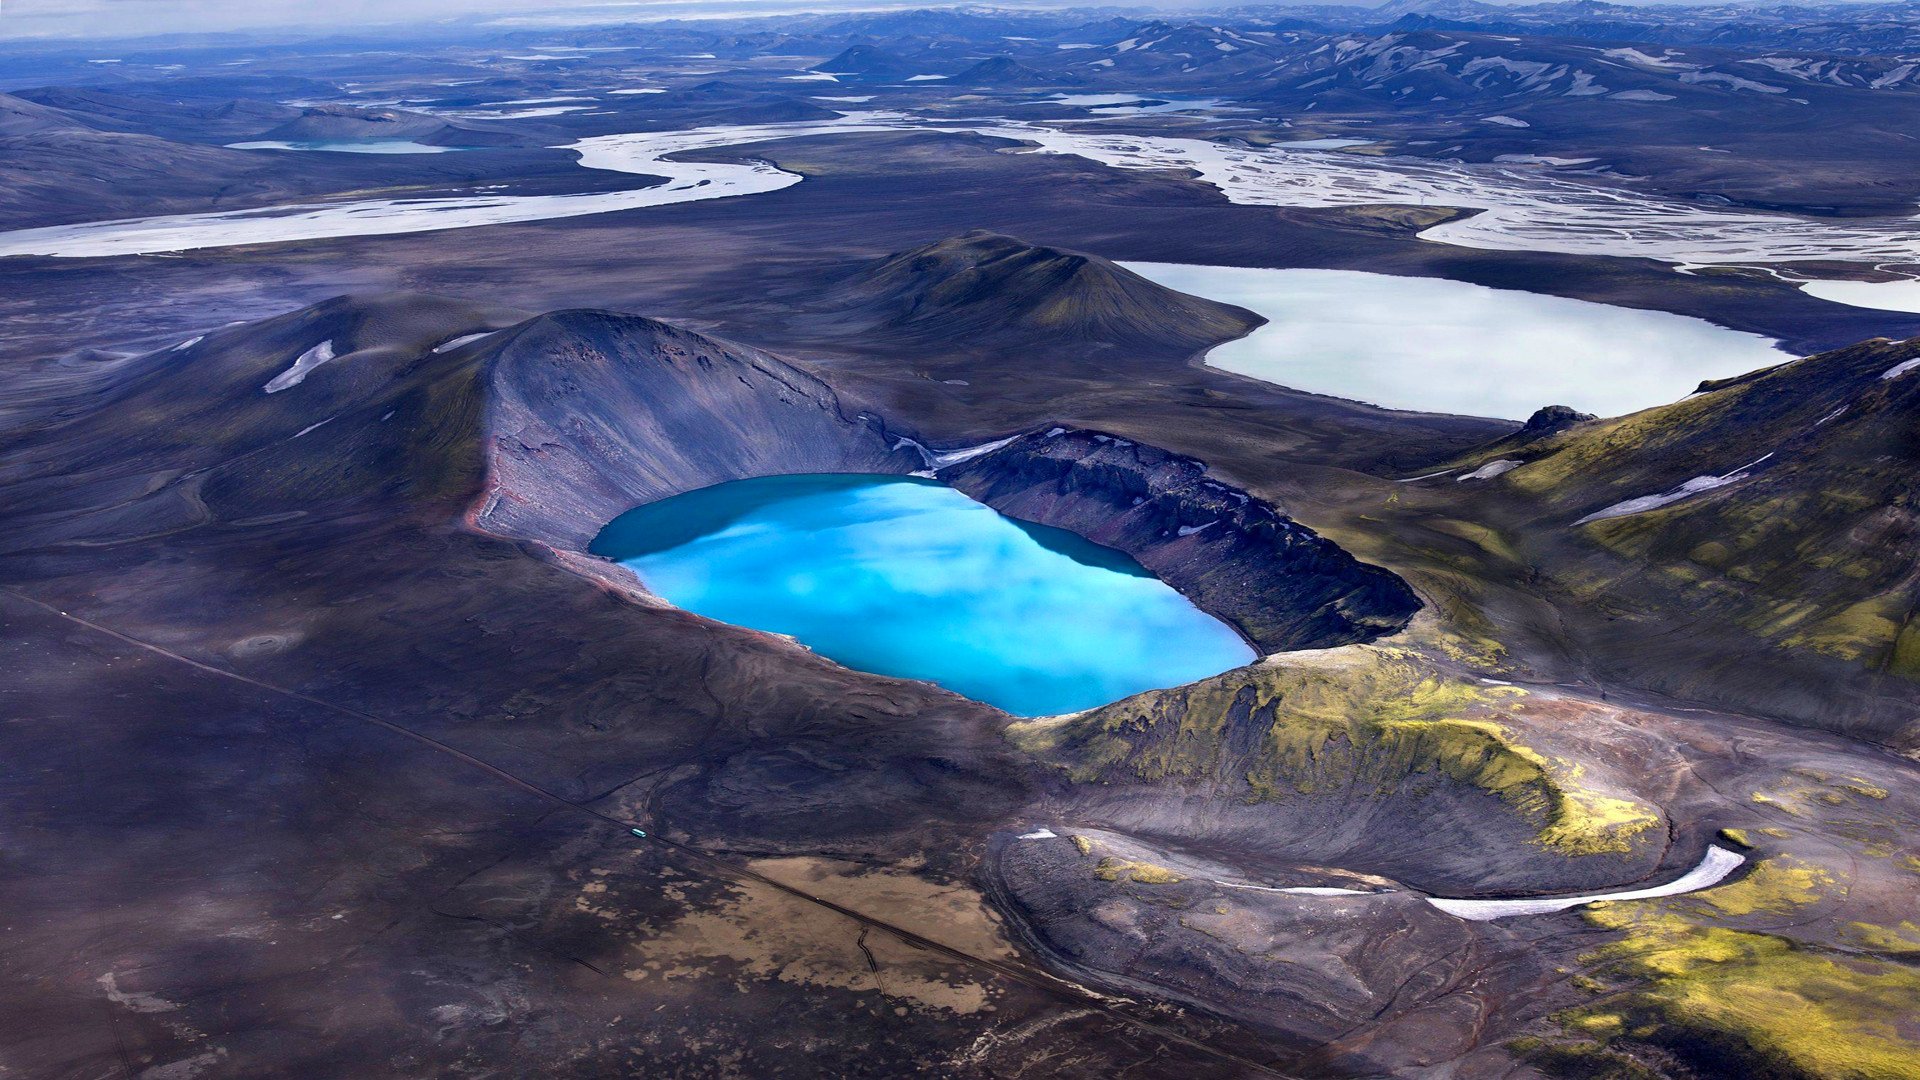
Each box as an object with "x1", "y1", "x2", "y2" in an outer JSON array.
[
  {"x1": 1467, "y1": 336, "x2": 1920, "y2": 685},
  {"x1": 1307, "y1": 511, "x2": 1515, "y2": 673},
  {"x1": 1496, "y1": 336, "x2": 1915, "y2": 506},
  {"x1": 1500, "y1": 387, "x2": 1742, "y2": 500},
  {"x1": 1008, "y1": 647, "x2": 1659, "y2": 856},
  {"x1": 1546, "y1": 855, "x2": 1920, "y2": 1080}
]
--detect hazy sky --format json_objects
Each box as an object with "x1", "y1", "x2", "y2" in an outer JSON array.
[
  {"x1": 1, "y1": 0, "x2": 1384, "y2": 41},
  {"x1": 0, "y1": 0, "x2": 1857, "y2": 40},
  {"x1": 11, "y1": 0, "x2": 1054, "y2": 40}
]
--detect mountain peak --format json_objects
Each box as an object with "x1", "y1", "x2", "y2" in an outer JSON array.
[{"x1": 832, "y1": 231, "x2": 1261, "y2": 353}]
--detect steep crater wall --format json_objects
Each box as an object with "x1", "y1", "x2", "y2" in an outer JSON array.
[
  {"x1": 472, "y1": 311, "x2": 922, "y2": 550},
  {"x1": 940, "y1": 428, "x2": 1422, "y2": 653},
  {"x1": 465, "y1": 315, "x2": 1418, "y2": 665}
]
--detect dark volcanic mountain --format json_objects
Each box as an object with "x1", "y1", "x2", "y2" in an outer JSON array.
[
  {"x1": 812, "y1": 41, "x2": 915, "y2": 76},
  {"x1": 255, "y1": 103, "x2": 533, "y2": 147},
  {"x1": 707, "y1": 97, "x2": 843, "y2": 124},
  {"x1": 0, "y1": 91, "x2": 100, "y2": 136},
  {"x1": 951, "y1": 56, "x2": 1047, "y2": 85},
  {"x1": 831, "y1": 230, "x2": 1261, "y2": 353}
]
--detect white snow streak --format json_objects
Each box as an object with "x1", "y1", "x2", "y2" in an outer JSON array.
[
  {"x1": 1574, "y1": 452, "x2": 1774, "y2": 524},
  {"x1": 432, "y1": 331, "x2": 498, "y2": 354},
  {"x1": 1459, "y1": 458, "x2": 1522, "y2": 480},
  {"x1": 1428, "y1": 846, "x2": 1746, "y2": 920},
  {"x1": 264, "y1": 340, "x2": 336, "y2": 394}
]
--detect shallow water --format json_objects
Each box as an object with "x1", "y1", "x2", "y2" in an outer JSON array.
[
  {"x1": 1800, "y1": 278, "x2": 1920, "y2": 313},
  {"x1": 1123, "y1": 263, "x2": 1791, "y2": 419},
  {"x1": 14, "y1": 110, "x2": 1920, "y2": 263},
  {"x1": 591, "y1": 474, "x2": 1254, "y2": 716}
]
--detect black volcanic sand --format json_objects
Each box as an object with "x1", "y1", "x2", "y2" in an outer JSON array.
[
  {"x1": 4, "y1": 106, "x2": 1920, "y2": 1077},
  {"x1": 2, "y1": 281, "x2": 1917, "y2": 1078},
  {"x1": 0, "y1": 592, "x2": 1289, "y2": 1079}
]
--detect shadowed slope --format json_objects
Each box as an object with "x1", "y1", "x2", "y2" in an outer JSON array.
[{"x1": 942, "y1": 428, "x2": 1421, "y2": 653}]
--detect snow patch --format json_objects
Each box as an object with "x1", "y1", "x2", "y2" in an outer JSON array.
[
  {"x1": 1430, "y1": 846, "x2": 1746, "y2": 920},
  {"x1": 1680, "y1": 70, "x2": 1787, "y2": 94},
  {"x1": 264, "y1": 340, "x2": 336, "y2": 394},
  {"x1": 432, "y1": 331, "x2": 497, "y2": 353},
  {"x1": 1458, "y1": 458, "x2": 1522, "y2": 481},
  {"x1": 1574, "y1": 453, "x2": 1774, "y2": 524},
  {"x1": 931, "y1": 435, "x2": 1018, "y2": 468}
]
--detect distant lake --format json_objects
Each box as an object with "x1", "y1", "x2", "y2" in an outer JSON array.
[
  {"x1": 1123, "y1": 263, "x2": 1792, "y2": 419},
  {"x1": 226, "y1": 140, "x2": 467, "y2": 154},
  {"x1": 591, "y1": 474, "x2": 1254, "y2": 716}
]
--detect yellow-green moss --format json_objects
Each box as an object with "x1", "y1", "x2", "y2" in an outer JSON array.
[
  {"x1": 1503, "y1": 390, "x2": 1734, "y2": 497},
  {"x1": 1784, "y1": 597, "x2": 1906, "y2": 661},
  {"x1": 1683, "y1": 855, "x2": 1831, "y2": 917},
  {"x1": 1427, "y1": 517, "x2": 1523, "y2": 564},
  {"x1": 1069, "y1": 835, "x2": 1093, "y2": 856},
  {"x1": 1719, "y1": 828, "x2": 1754, "y2": 848},
  {"x1": 1845, "y1": 921, "x2": 1920, "y2": 957},
  {"x1": 1555, "y1": 851, "x2": 1920, "y2": 1080},
  {"x1": 1006, "y1": 647, "x2": 1658, "y2": 856},
  {"x1": 1092, "y1": 857, "x2": 1183, "y2": 885},
  {"x1": 1569, "y1": 907, "x2": 1920, "y2": 1080}
]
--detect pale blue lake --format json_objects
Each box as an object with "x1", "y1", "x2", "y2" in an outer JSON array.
[
  {"x1": 1122, "y1": 263, "x2": 1793, "y2": 420},
  {"x1": 591, "y1": 474, "x2": 1255, "y2": 716}
]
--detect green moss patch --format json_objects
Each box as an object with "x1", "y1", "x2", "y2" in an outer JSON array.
[
  {"x1": 1008, "y1": 647, "x2": 1659, "y2": 856},
  {"x1": 1547, "y1": 857, "x2": 1920, "y2": 1080}
]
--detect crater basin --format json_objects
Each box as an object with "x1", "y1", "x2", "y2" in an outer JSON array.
[{"x1": 590, "y1": 474, "x2": 1255, "y2": 716}]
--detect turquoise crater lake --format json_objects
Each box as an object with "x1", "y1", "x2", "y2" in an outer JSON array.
[{"x1": 590, "y1": 474, "x2": 1256, "y2": 716}]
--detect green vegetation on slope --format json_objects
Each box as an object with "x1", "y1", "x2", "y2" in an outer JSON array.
[
  {"x1": 1008, "y1": 647, "x2": 1658, "y2": 856},
  {"x1": 1532, "y1": 854, "x2": 1920, "y2": 1080},
  {"x1": 1475, "y1": 336, "x2": 1920, "y2": 689}
]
